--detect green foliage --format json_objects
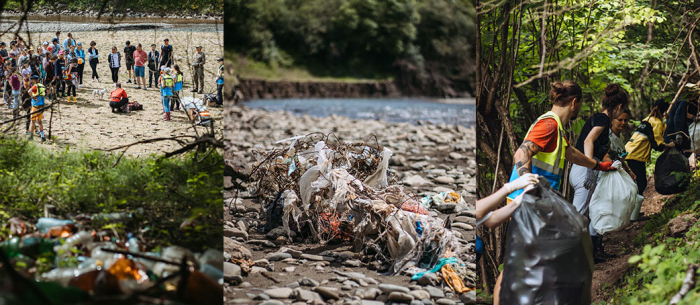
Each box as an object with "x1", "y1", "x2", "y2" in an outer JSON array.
[
  {"x1": 225, "y1": 0, "x2": 475, "y2": 88},
  {"x1": 608, "y1": 170, "x2": 700, "y2": 303},
  {"x1": 0, "y1": 137, "x2": 223, "y2": 252}
]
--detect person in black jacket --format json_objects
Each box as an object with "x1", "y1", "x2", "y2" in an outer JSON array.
[
  {"x1": 664, "y1": 95, "x2": 699, "y2": 157},
  {"x1": 54, "y1": 51, "x2": 65, "y2": 97},
  {"x1": 108, "y1": 46, "x2": 121, "y2": 84},
  {"x1": 147, "y1": 44, "x2": 159, "y2": 88}
]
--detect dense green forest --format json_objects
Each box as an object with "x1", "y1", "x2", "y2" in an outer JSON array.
[
  {"x1": 477, "y1": 0, "x2": 700, "y2": 302},
  {"x1": 225, "y1": 0, "x2": 476, "y2": 96}
]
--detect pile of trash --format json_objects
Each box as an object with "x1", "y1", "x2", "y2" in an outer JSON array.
[
  {"x1": 248, "y1": 133, "x2": 474, "y2": 289},
  {"x1": 0, "y1": 210, "x2": 223, "y2": 304}
]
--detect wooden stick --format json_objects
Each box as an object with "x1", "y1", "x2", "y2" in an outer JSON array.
[{"x1": 670, "y1": 264, "x2": 699, "y2": 305}]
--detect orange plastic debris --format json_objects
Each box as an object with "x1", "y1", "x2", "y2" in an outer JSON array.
[
  {"x1": 107, "y1": 257, "x2": 142, "y2": 281},
  {"x1": 441, "y1": 264, "x2": 473, "y2": 294}
]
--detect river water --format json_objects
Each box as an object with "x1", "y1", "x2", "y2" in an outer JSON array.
[
  {"x1": 0, "y1": 14, "x2": 222, "y2": 33},
  {"x1": 245, "y1": 98, "x2": 476, "y2": 127}
]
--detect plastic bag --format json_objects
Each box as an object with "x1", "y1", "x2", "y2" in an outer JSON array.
[
  {"x1": 589, "y1": 163, "x2": 637, "y2": 234},
  {"x1": 654, "y1": 147, "x2": 690, "y2": 195},
  {"x1": 363, "y1": 148, "x2": 392, "y2": 189},
  {"x1": 500, "y1": 177, "x2": 593, "y2": 305},
  {"x1": 689, "y1": 122, "x2": 700, "y2": 152}
]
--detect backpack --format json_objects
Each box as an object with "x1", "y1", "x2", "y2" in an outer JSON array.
[{"x1": 128, "y1": 101, "x2": 143, "y2": 111}]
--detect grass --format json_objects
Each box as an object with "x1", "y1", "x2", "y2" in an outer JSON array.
[
  {"x1": 0, "y1": 137, "x2": 223, "y2": 252},
  {"x1": 608, "y1": 162, "x2": 700, "y2": 304},
  {"x1": 226, "y1": 50, "x2": 394, "y2": 83}
]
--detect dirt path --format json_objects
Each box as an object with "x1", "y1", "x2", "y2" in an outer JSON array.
[
  {"x1": 591, "y1": 177, "x2": 674, "y2": 302},
  {"x1": 0, "y1": 27, "x2": 223, "y2": 156}
]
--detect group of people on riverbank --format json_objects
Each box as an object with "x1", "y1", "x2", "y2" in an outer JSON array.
[
  {"x1": 0, "y1": 31, "x2": 226, "y2": 136},
  {"x1": 476, "y1": 80, "x2": 698, "y2": 303}
]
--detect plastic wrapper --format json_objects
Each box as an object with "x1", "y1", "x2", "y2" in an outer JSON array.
[
  {"x1": 500, "y1": 177, "x2": 593, "y2": 305},
  {"x1": 654, "y1": 147, "x2": 690, "y2": 195},
  {"x1": 589, "y1": 162, "x2": 637, "y2": 234}
]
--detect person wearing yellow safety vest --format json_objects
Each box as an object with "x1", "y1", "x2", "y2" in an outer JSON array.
[
  {"x1": 28, "y1": 75, "x2": 46, "y2": 142},
  {"x1": 215, "y1": 57, "x2": 224, "y2": 108},
  {"x1": 170, "y1": 64, "x2": 184, "y2": 111},
  {"x1": 490, "y1": 81, "x2": 616, "y2": 305},
  {"x1": 160, "y1": 66, "x2": 174, "y2": 121}
]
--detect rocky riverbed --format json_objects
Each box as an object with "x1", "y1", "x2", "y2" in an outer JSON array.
[{"x1": 224, "y1": 104, "x2": 477, "y2": 304}]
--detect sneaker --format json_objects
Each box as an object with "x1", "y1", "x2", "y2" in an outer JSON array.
[
  {"x1": 78, "y1": 85, "x2": 82, "y2": 88},
  {"x1": 127, "y1": 79, "x2": 132, "y2": 84},
  {"x1": 28, "y1": 133, "x2": 33, "y2": 140},
  {"x1": 98, "y1": 79, "x2": 101, "y2": 83},
  {"x1": 190, "y1": 89, "x2": 198, "y2": 92},
  {"x1": 41, "y1": 136, "x2": 46, "y2": 142},
  {"x1": 143, "y1": 87, "x2": 147, "y2": 91},
  {"x1": 148, "y1": 85, "x2": 153, "y2": 88},
  {"x1": 136, "y1": 86, "x2": 141, "y2": 89}
]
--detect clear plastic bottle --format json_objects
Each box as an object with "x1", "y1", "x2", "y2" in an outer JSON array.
[
  {"x1": 54, "y1": 231, "x2": 94, "y2": 256},
  {"x1": 36, "y1": 218, "x2": 74, "y2": 233}
]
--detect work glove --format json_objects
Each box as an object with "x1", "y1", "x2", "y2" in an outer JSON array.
[
  {"x1": 503, "y1": 173, "x2": 539, "y2": 194},
  {"x1": 512, "y1": 184, "x2": 536, "y2": 206},
  {"x1": 675, "y1": 134, "x2": 683, "y2": 147},
  {"x1": 596, "y1": 161, "x2": 616, "y2": 171}
]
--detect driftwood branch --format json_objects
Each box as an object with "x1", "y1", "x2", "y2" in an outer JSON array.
[{"x1": 670, "y1": 264, "x2": 699, "y2": 305}]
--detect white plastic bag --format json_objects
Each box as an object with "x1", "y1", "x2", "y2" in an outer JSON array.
[
  {"x1": 690, "y1": 122, "x2": 700, "y2": 152},
  {"x1": 589, "y1": 163, "x2": 638, "y2": 234}
]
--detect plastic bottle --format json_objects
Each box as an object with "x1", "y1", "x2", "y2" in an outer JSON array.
[
  {"x1": 36, "y1": 218, "x2": 74, "y2": 233},
  {"x1": 41, "y1": 267, "x2": 82, "y2": 286},
  {"x1": 55, "y1": 231, "x2": 94, "y2": 256},
  {"x1": 92, "y1": 208, "x2": 143, "y2": 223},
  {"x1": 2, "y1": 236, "x2": 55, "y2": 258},
  {"x1": 197, "y1": 249, "x2": 223, "y2": 271},
  {"x1": 126, "y1": 233, "x2": 140, "y2": 254},
  {"x1": 200, "y1": 263, "x2": 223, "y2": 284}
]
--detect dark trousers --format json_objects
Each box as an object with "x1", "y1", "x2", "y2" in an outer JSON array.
[
  {"x1": 148, "y1": 65, "x2": 157, "y2": 86},
  {"x1": 627, "y1": 159, "x2": 647, "y2": 195},
  {"x1": 66, "y1": 84, "x2": 76, "y2": 97},
  {"x1": 77, "y1": 63, "x2": 85, "y2": 84},
  {"x1": 110, "y1": 67, "x2": 119, "y2": 83},
  {"x1": 170, "y1": 92, "x2": 181, "y2": 110},
  {"x1": 90, "y1": 59, "x2": 99, "y2": 80},
  {"x1": 110, "y1": 97, "x2": 129, "y2": 111},
  {"x1": 56, "y1": 78, "x2": 65, "y2": 94},
  {"x1": 217, "y1": 84, "x2": 223, "y2": 106}
]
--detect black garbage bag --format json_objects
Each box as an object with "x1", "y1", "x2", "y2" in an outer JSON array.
[
  {"x1": 500, "y1": 177, "x2": 594, "y2": 305},
  {"x1": 654, "y1": 147, "x2": 690, "y2": 195}
]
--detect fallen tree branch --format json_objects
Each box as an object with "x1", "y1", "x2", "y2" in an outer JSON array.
[{"x1": 670, "y1": 263, "x2": 699, "y2": 305}]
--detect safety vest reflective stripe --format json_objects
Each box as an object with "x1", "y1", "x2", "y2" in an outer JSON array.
[
  {"x1": 526, "y1": 111, "x2": 567, "y2": 177},
  {"x1": 163, "y1": 75, "x2": 173, "y2": 87},
  {"x1": 36, "y1": 83, "x2": 45, "y2": 97}
]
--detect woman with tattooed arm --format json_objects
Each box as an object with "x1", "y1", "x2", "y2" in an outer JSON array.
[{"x1": 491, "y1": 81, "x2": 616, "y2": 305}]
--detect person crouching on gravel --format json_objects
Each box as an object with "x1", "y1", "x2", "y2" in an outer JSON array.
[
  {"x1": 28, "y1": 75, "x2": 46, "y2": 142},
  {"x1": 160, "y1": 66, "x2": 174, "y2": 121},
  {"x1": 109, "y1": 83, "x2": 129, "y2": 113}
]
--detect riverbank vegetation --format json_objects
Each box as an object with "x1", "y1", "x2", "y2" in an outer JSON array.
[{"x1": 0, "y1": 137, "x2": 223, "y2": 252}]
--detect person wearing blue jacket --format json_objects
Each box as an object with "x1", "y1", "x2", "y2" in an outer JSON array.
[
  {"x1": 76, "y1": 43, "x2": 85, "y2": 86},
  {"x1": 62, "y1": 33, "x2": 76, "y2": 50}
]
